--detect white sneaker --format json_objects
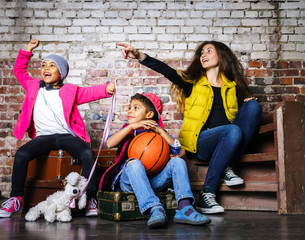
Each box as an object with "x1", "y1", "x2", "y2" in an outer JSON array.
[
  {"x1": 85, "y1": 198, "x2": 98, "y2": 217},
  {"x1": 223, "y1": 167, "x2": 244, "y2": 186}
]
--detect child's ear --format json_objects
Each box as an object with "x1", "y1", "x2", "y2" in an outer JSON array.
[{"x1": 146, "y1": 111, "x2": 154, "y2": 119}]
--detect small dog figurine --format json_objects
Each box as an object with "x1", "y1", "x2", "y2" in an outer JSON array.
[{"x1": 25, "y1": 172, "x2": 87, "y2": 223}]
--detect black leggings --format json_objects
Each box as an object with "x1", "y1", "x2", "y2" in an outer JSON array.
[{"x1": 11, "y1": 134, "x2": 97, "y2": 199}]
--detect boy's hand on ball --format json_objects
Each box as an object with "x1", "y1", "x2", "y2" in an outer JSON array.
[
  {"x1": 151, "y1": 125, "x2": 162, "y2": 134},
  {"x1": 130, "y1": 120, "x2": 156, "y2": 130}
]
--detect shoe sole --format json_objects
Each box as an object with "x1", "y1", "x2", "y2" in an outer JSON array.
[
  {"x1": 0, "y1": 208, "x2": 23, "y2": 218},
  {"x1": 224, "y1": 179, "x2": 244, "y2": 186},
  {"x1": 174, "y1": 218, "x2": 211, "y2": 225},
  {"x1": 196, "y1": 206, "x2": 224, "y2": 214},
  {"x1": 147, "y1": 219, "x2": 167, "y2": 228},
  {"x1": 85, "y1": 211, "x2": 98, "y2": 217}
]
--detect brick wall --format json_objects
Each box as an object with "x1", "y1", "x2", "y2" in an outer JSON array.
[{"x1": 0, "y1": 0, "x2": 304, "y2": 197}]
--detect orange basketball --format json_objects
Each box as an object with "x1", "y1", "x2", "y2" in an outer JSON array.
[{"x1": 127, "y1": 132, "x2": 170, "y2": 175}]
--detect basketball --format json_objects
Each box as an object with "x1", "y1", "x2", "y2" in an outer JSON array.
[{"x1": 127, "y1": 132, "x2": 170, "y2": 175}]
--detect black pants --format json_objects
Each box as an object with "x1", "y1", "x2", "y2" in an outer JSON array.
[{"x1": 11, "y1": 134, "x2": 97, "y2": 199}]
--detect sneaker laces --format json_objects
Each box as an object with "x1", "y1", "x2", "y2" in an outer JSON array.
[
  {"x1": 202, "y1": 192, "x2": 218, "y2": 206},
  {"x1": 87, "y1": 198, "x2": 97, "y2": 209},
  {"x1": 1, "y1": 197, "x2": 21, "y2": 211},
  {"x1": 225, "y1": 167, "x2": 238, "y2": 178}
]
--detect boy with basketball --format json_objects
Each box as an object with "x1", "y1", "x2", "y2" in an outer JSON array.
[{"x1": 100, "y1": 93, "x2": 211, "y2": 228}]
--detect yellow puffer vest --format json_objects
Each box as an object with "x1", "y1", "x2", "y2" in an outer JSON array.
[{"x1": 178, "y1": 74, "x2": 238, "y2": 153}]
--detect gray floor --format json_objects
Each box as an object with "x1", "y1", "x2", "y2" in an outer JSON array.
[{"x1": 1, "y1": 210, "x2": 305, "y2": 240}]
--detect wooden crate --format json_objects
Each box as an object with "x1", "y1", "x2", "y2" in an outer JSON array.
[{"x1": 188, "y1": 101, "x2": 305, "y2": 214}]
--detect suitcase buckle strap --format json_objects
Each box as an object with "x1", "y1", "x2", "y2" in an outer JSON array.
[{"x1": 122, "y1": 195, "x2": 135, "y2": 211}]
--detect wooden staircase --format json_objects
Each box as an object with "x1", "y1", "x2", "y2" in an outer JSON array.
[{"x1": 187, "y1": 101, "x2": 305, "y2": 214}]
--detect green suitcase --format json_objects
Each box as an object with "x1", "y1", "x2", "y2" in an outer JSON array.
[{"x1": 97, "y1": 191, "x2": 177, "y2": 221}]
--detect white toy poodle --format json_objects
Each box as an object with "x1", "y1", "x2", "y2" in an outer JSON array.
[{"x1": 25, "y1": 172, "x2": 88, "y2": 223}]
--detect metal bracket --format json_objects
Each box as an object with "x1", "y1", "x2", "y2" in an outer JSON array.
[
  {"x1": 71, "y1": 157, "x2": 81, "y2": 165},
  {"x1": 58, "y1": 149, "x2": 64, "y2": 157},
  {"x1": 122, "y1": 195, "x2": 136, "y2": 211},
  {"x1": 166, "y1": 194, "x2": 178, "y2": 209}
]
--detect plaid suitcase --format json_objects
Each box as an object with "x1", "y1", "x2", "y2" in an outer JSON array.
[{"x1": 97, "y1": 190, "x2": 177, "y2": 221}]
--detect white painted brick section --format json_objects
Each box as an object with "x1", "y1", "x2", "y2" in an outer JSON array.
[
  {"x1": 0, "y1": 0, "x2": 304, "y2": 62},
  {"x1": 250, "y1": 2, "x2": 275, "y2": 10},
  {"x1": 139, "y1": 2, "x2": 166, "y2": 9},
  {"x1": 73, "y1": 19, "x2": 99, "y2": 26}
]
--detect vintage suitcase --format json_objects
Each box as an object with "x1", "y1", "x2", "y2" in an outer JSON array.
[
  {"x1": 24, "y1": 149, "x2": 117, "y2": 212},
  {"x1": 26, "y1": 149, "x2": 117, "y2": 180},
  {"x1": 27, "y1": 149, "x2": 82, "y2": 180},
  {"x1": 97, "y1": 191, "x2": 177, "y2": 221}
]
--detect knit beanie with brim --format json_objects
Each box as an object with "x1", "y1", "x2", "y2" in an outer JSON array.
[{"x1": 42, "y1": 54, "x2": 69, "y2": 81}]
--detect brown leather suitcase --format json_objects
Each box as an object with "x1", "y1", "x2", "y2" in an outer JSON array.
[
  {"x1": 27, "y1": 150, "x2": 82, "y2": 180},
  {"x1": 26, "y1": 149, "x2": 117, "y2": 180}
]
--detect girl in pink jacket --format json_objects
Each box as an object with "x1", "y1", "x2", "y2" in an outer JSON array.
[{"x1": 0, "y1": 39, "x2": 115, "y2": 218}]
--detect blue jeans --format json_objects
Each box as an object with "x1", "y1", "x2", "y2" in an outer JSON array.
[
  {"x1": 11, "y1": 134, "x2": 97, "y2": 199},
  {"x1": 120, "y1": 157, "x2": 194, "y2": 214},
  {"x1": 196, "y1": 100, "x2": 262, "y2": 192}
]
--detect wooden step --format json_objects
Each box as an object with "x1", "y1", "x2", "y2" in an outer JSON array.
[
  {"x1": 192, "y1": 152, "x2": 277, "y2": 166},
  {"x1": 258, "y1": 122, "x2": 276, "y2": 134},
  {"x1": 240, "y1": 152, "x2": 276, "y2": 162},
  {"x1": 218, "y1": 192, "x2": 278, "y2": 211},
  {"x1": 191, "y1": 181, "x2": 278, "y2": 192}
]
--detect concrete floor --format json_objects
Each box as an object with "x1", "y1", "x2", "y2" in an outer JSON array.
[{"x1": 1, "y1": 210, "x2": 305, "y2": 240}]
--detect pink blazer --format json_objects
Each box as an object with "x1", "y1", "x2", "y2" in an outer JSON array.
[{"x1": 13, "y1": 49, "x2": 111, "y2": 143}]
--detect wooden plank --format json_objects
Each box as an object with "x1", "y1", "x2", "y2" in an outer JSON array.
[
  {"x1": 192, "y1": 152, "x2": 276, "y2": 165},
  {"x1": 275, "y1": 101, "x2": 305, "y2": 214},
  {"x1": 191, "y1": 181, "x2": 278, "y2": 192},
  {"x1": 260, "y1": 112, "x2": 274, "y2": 125},
  {"x1": 241, "y1": 152, "x2": 277, "y2": 162},
  {"x1": 218, "y1": 192, "x2": 277, "y2": 211},
  {"x1": 258, "y1": 123, "x2": 276, "y2": 134}
]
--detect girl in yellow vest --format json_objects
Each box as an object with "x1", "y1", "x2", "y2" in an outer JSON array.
[{"x1": 117, "y1": 41, "x2": 262, "y2": 214}]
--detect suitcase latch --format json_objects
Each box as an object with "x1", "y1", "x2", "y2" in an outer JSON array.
[
  {"x1": 166, "y1": 194, "x2": 177, "y2": 209},
  {"x1": 122, "y1": 195, "x2": 135, "y2": 211},
  {"x1": 58, "y1": 149, "x2": 64, "y2": 157},
  {"x1": 71, "y1": 157, "x2": 81, "y2": 165}
]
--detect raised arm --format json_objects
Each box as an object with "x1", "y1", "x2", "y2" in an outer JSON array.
[
  {"x1": 14, "y1": 39, "x2": 40, "y2": 90},
  {"x1": 117, "y1": 42, "x2": 192, "y2": 93}
]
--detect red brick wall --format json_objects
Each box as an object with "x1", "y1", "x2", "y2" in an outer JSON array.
[
  {"x1": 0, "y1": 57, "x2": 304, "y2": 197},
  {"x1": 1, "y1": 0, "x2": 304, "y2": 198}
]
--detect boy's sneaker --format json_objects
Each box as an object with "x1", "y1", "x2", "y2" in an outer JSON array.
[
  {"x1": 147, "y1": 206, "x2": 167, "y2": 228},
  {"x1": 0, "y1": 196, "x2": 23, "y2": 218},
  {"x1": 223, "y1": 167, "x2": 244, "y2": 186},
  {"x1": 174, "y1": 205, "x2": 211, "y2": 225},
  {"x1": 85, "y1": 198, "x2": 98, "y2": 217},
  {"x1": 196, "y1": 186, "x2": 224, "y2": 214}
]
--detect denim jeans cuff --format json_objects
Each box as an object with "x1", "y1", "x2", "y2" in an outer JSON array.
[
  {"x1": 177, "y1": 194, "x2": 195, "y2": 206},
  {"x1": 141, "y1": 202, "x2": 162, "y2": 216}
]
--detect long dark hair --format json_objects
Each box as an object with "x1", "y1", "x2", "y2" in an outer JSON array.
[{"x1": 170, "y1": 41, "x2": 252, "y2": 112}]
